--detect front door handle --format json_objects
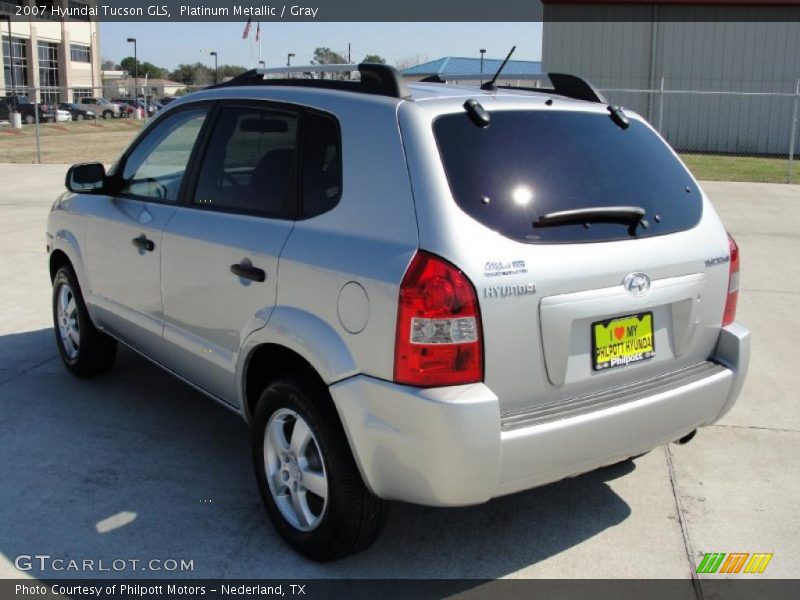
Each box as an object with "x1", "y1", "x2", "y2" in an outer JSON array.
[
  {"x1": 132, "y1": 234, "x2": 155, "y2": 252},
  {"x1": 230, "y1": 262, "x2": 266, "y2": 283}
]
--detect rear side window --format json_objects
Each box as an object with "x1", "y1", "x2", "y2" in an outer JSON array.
[
  {"x1": 301, "y1": 111, "x2": 342, "y2": 218},
  {"x1": 192, "y1": 106, "x2": 299, "y2": 217},
  {"x1": 433, "y1": 110, "x2": 701, "y2": 244}
]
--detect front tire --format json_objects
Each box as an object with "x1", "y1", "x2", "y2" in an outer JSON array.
[
  {"x1": 52, "y1": 266, "x2": 117, "y2": 376},
  {"x1": 252, "y1": 376, "x2": 385, "y2": 561},
  {"x1": 102, "y1": 110, "x2": 112, "y2": 119}
]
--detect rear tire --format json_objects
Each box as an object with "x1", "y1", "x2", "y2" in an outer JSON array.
[
  {"x1": 75, "y1": 114, "x2": 84, "y2": 121},
  {"x1": 102, "y1": 110, "x2": 112, "y2": 119},
  {"x1": 252, "y1": 376, "x2": 385, "y2": 561},
  {"x1": 52, "y1": 266, "x2": 117, "y2": 377},
  {"x1": 24, "y1": 114, "x2": 34, "y2": 125}
]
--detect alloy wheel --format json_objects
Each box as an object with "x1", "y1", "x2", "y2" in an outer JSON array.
[
  {"x1": 263, "y1": 408, "x2": 328, "y2": 531},
  {"x1": 56, "y1": 282, "x2": 80, "y2": 360}
]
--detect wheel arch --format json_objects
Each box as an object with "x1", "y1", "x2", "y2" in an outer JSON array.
[
  {"x1": 48, "y1": 231, "x2": 88, "y2": 287},
  {"x1": 238, "y1": 306, "x2": 359, "y2": 425},
  {"x1": 49, "y1": 248, "x2": 72, "y2": 282}
]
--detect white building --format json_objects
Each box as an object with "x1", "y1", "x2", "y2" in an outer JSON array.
[{"x1": 1, "y1": 0, "x2": 101, "y2": 103}]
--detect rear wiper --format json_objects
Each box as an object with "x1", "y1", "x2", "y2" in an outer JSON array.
[{"x1": 533, "y1": 206, "x2": 649, "y2": 235}]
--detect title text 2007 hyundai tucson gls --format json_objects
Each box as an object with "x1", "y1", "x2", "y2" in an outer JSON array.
[{"x1": 47, "y1": 64, "x2": 749, "y2": 560}]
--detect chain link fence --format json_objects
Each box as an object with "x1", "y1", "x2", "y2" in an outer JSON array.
[
  {"x1": 2, "y1": 81, "x2": 799, "y2": 183},
  {"x1": 0, "y1": 85, "x2": 165, "y2": 163},
  {"x1": 599, "y1": 79, "x2": 800, "y2": 184}
]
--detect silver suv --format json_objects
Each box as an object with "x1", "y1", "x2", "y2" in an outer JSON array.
[
  {"x1": 47, "y1": 64, "x2": 749, "y2": 561},
  {"x1": 79, "y1": 97, "x2": 122, "y2": 119}
]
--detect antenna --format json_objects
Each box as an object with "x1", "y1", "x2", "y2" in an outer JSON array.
[{"x1": 480, "y1": 45, "x2": 516, "y2": 91}]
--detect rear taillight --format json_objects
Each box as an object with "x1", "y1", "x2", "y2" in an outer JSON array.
[
  {"x1": 394, "y1": 251, "x2": 483, "y2": 386},
  {"x1": 722, "y1": 233, "x2": 740, "y2": 326}
]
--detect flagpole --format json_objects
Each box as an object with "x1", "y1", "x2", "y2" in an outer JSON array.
[{"x1": 258, "y1": 22, "x2": 262, "y2": 67}]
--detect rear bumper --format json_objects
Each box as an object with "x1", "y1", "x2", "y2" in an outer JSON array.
[{"x1": 330, "y1": 323, "x2": 749, "y2": 507}]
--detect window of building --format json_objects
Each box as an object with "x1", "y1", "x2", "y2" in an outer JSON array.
[
  {"x1": 72, "y1": 87, "x2": 92, "y2": 101},
  {"x1": 0, "y1": 1, "x2": 25, "y2": 17},
  {"x1": 69, "y1": 44, "x2": 91, "y2": 63},
  {"x1": 35, "y1": 0, "x2": 57, "y2": 20},
  {"x1": 192, "y1": 106, "x2": 299, "y2": 217},
  {"x1": 2, "y1": 35, "x2": 29, "y2": 95},
  {"x1": 67, "y1": 0, "x2": 90, "y2": 21},
  {"x1": 38, "y1": 41, "x2": 60, "y2": 103}
]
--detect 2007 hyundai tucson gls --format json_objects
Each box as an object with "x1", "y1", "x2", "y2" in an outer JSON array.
[{"x1": 46, "y1": 64, "x2": 749, "y2": 560}]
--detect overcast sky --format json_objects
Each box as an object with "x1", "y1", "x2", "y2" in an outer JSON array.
[{"x1": 100, "y1": 22, "x2": 543, "y2": 70}]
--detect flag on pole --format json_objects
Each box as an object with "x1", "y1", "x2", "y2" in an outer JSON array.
[
  {"x1": 242, "y1": 17, "x2": 252, "y2": 39},
  {"x1": 255, "y1": 21, "x2": 261, "y2": 42}
]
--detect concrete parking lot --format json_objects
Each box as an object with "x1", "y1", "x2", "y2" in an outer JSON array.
[{"x1": 0, "y1": 164, "x2": 798, "y2": 584}]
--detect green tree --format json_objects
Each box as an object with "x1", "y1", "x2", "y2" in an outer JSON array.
[
  {"x1": 170, "y1": 62, "x2": 214, "y2": 87},
  {"x1": 362, "y1": 54, "x2": 386, "y2": 65},
  {"x1": 310, "y1": 47, "x2": 349, "y2": 79},
  {"x1": 312, "y1": 47, "x2": 347, "y2": 65},
  {"x1": 119, "y1": 56, "x2": 167, "y2": 79},
  {"x1": 218, "y1": 65, "x2": 247, "y2": 80}
]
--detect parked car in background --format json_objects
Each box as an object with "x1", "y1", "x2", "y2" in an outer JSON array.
[
  {"x1": 115, "y1": 97, "x2": 159, "y2": 117},
  {"x1": 78, "y1": 97, "x2": 122, "y2": 119},
  {"x1": 58, "y1": 103, "x2": 96, "y2": 121},
  {"x1": 54, "y1": 108, "x2": 72, "y2": 122},
  {"x1": 1, "y1": 95, "x2": 56, "y2": 124}
]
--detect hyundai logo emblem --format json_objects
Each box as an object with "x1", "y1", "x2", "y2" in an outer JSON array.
[{"x1": 623, "y1": 272, "x2": 651, "y2": 296}]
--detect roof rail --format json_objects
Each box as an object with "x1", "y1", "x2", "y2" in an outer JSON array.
[
  {"x1": 417, "y1": 70, "x2": 606, "y2": 104},
  {"x1": 497, "y1": 72, "x2": 607, "y2": 104},
  {"x1": 208, "y1": 63, "x2": 412, "y2": 100}
]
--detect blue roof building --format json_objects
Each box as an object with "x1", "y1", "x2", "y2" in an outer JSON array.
[{"x1": 401, "y1": 56, "x2": 542, "y2": 81}]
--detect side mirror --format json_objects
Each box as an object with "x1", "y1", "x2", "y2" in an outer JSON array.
[{"x1": 66, "y1": 162, "x2": 106, "y2": 193}]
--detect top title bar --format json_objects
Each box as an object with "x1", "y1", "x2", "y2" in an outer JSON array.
[
  {"x1": 1, "y1": 0, "x2": 544, "y2": 22},
  {"x1": 2, "y1": 0, "x2": 800, "y2": 22}
]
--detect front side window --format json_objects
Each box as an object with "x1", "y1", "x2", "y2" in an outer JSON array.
[
  {"x1": 120, "y1": 108, "x2": 207, "y2": 202},
  {"x1": 192, "y1": 106, "x2": 299, "y2": 216}
]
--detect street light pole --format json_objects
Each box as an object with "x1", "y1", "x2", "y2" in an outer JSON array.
[
  {"x1": 287, "y1": 53, "x2": 295, "y2": 78},
  {"x1": 480, "y1": 49, "x2": 486, "y2": 85},
  {"x1": 126, "y1": 37, "x2": 137, "y2": 98},
  {"x1": 210, "y1": 51, "x2": 218, "y2": 84}
]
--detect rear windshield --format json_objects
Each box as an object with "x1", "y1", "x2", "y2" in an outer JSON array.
[{"x1": 433, "y1": 109, "x2": 701, "y2": 244}]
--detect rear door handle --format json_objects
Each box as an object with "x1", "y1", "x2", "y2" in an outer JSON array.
[
  {"x1": 132, "y1": 234, "x2": 155, "y2": 252},
  {"x1": 230, "y1": 262, "x2": 266, "y2": 283}
]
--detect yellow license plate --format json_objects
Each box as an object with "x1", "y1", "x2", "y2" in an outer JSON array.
[{"x1": 592, "y1": 312, "x2": 655, "y2": 371}]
